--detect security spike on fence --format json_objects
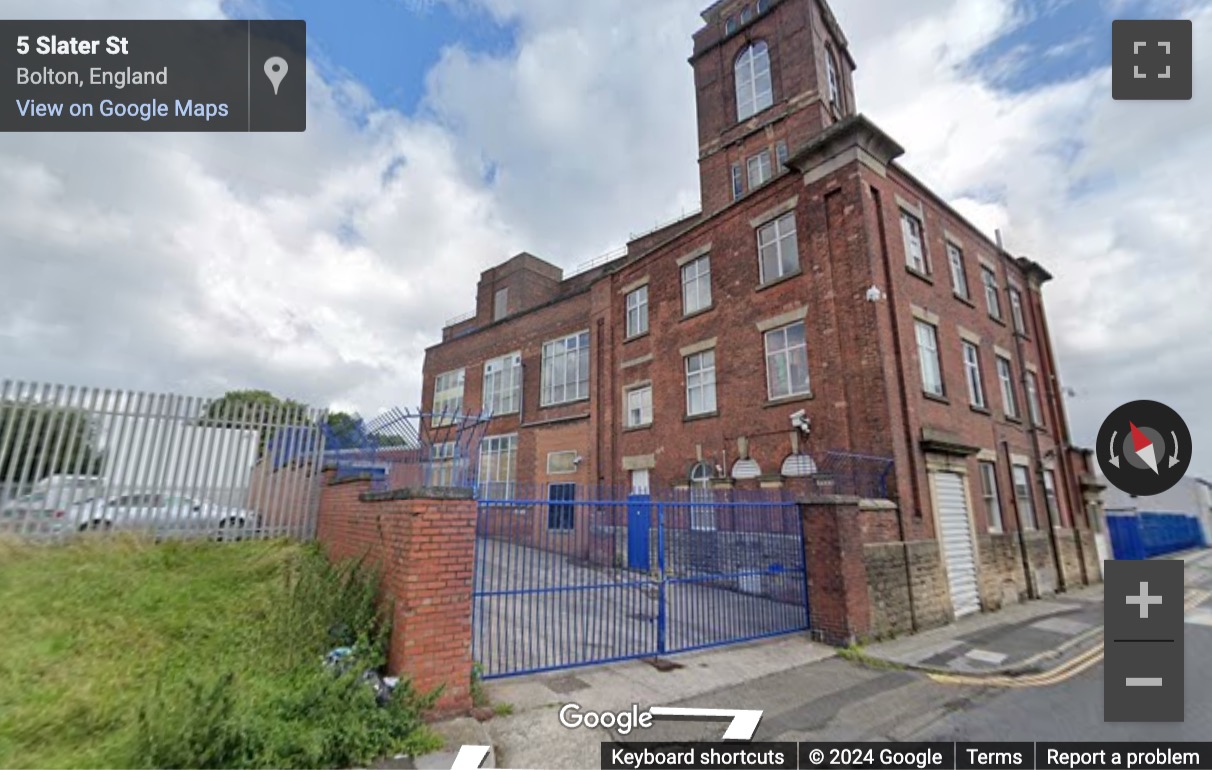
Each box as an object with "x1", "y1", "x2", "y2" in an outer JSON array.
[{"x1": 319, "y1": 407, "x2": 491, "y2": 492}]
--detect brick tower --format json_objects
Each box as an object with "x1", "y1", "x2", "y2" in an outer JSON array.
[{"x1": 691, "y1": 0, "x2": 857, "y2": 214}]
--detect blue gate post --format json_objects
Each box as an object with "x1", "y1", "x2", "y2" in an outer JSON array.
[{"x1": 656, "y1": 501, "x2": 667, "y2": 656}]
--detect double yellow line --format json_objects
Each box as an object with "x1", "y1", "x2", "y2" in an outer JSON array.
[{"x1": 929, "y1": 589, "x2": 1212, "y2": 689}]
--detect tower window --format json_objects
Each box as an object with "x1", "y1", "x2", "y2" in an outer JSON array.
[
  {"x1": 826, "y1": 47, "x2": 842, "y2": 112},
  {"x1": 757, "y1": 0, "x2": 772, "y2": 12},
  {"x1": 740, "y1": 5, "x2": 752, "y2": 23},
  {"x1": 735, "y1": 41, "x2": 773, "y2": 121},
  {"x1": 725, "y1": 16, "x2": 738, "y2": 35},
  {"x1": 747, "y1": 149, "x2": 773, "y2": 188}
]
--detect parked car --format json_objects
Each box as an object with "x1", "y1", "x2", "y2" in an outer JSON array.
[
  {"x1": 60, "y1": 493, "x2": 261, "y2": 539},
  {"x1": 0, "y1": 477, "x2": 103, "y2": 533}
]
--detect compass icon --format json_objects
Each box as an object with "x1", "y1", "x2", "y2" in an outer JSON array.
[{"x1": 1097, "y1": 400, "x2": 1192, "y2": 496}]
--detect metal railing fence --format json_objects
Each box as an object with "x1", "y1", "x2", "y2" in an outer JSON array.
[
  {"x1": 472, "y1": 490, "x2": 809, "y2": 678},
  {"x1": 0, "y1": 379, "x2": 327, "y2": 541}
]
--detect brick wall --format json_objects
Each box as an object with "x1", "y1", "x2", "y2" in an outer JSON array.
[
  {"x1": 804, "y1": 496, "x2": 952, "y2": 643},
  {"x1": 315, "y1": 474, "x2": 475, "y2": 715},
  {"x1": 802, "y1": 497, "x2": 870, "y2": 644}
]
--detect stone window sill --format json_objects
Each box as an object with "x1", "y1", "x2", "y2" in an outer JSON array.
[
  {"x1": 684, "y1": 410, "x2": 720, "y2": 423},
  {"x1": 906, "y1": 265, "x2": 934, "y2": 284},
  {"x1": 954, "y1": 293, "x2": 976, "y2": 308},
  {"x1": 923, "y1": 391, "x2": 949, "y2": 405},
  {"x1": 755, "y1": 270, "x2": 802, "y2": 293},
  {"x1": 539, "y1": 396, "x2": 591, "y2": 411},
  {"x1": 764, "y1": 392, "x2": 814, "y2": 408},
  {"x1": 623, "y1": 424, "x2": 652, "y2": 433},
  {"x1": 681, "y1": 305, "x2": 715, "y2": 321},
  {"x1": 970, "y1": 404, "x2": 992, "y2": 416},
  {"x1": 623, "y1": 331, "x2": 649, "y2": 344}
]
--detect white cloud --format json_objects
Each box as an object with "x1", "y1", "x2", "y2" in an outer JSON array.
[
  {"x1": 1, "y1": 1, "x2": 516, "y2": 417},
  {"x1": 2, "y1": 0, "x2": 1209, "y2": 481}
]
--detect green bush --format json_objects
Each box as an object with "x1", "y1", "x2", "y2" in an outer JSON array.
[
  {"x1": 130, "y1": 547, "x2": 442, "y2": 769},
  {"x1": 270, "y1": 544, "x2": 390, "y2": 669},
  {"x1": 135, "y1": 644, "x2": 440, "y2": 769}
]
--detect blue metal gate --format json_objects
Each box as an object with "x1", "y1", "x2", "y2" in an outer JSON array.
[{"x1": 471, "y1": 489, "x2": 809, "y2": 679}]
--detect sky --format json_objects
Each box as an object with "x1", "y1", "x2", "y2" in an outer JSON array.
[{"x1": 1, "y1": 0, "x2": 1209, "y2": 481}]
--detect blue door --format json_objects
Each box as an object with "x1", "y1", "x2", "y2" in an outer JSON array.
[{"x1": 627, "y1": 495, "x2": 651, "y2": 570}]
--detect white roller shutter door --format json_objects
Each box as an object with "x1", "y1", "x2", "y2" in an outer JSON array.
[{"x1": 935, "y1": 471, "x2": 981, "y2": 618}]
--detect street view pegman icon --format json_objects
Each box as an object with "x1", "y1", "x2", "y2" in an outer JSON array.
[
  {"x1": 1112, "y1": 19, "x2": 1193, "y2": 100},
  {"x1": 1096, "y1": 399, "x2": 1192, "y2": 496},
  {"x1": 264, "y1": 56, "x2": 289, "y2": 95}
]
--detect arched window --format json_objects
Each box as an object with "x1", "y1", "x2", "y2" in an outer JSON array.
[
  {"x1": 825, "y1": 46, "x2": 842, "y2": 112},
  {"x1": 735, "y1": 42, "x2": 773, "y2": 121},
  {"x1": 740, "y1": 5, "x2": 752, "y2": 23},
  {"x1": 689, "y1": 462, "x2": 716, "y2": 530},
  {"x1": 757, "y1": 0, "x2": 772, "y2": 12},
  {"x1": 725, "y1": 15, "x2": 738, "y2": 35}
]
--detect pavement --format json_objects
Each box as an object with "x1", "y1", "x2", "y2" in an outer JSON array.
[
  {"x1": 481, "y1": 636, "x2": 835, "y2": 769},
  {"x1": 856, "y1": 585, "x2": 1105, "y2": 675},
  {"x1": 414, "y1": 549, "x2": 1212, "y2": 769}
]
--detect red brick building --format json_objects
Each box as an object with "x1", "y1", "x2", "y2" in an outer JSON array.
[{"x1": 423, "y1": 0, "x2": 1105, "y2": 625}]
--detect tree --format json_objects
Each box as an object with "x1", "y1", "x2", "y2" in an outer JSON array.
[
  {"x1": 0, "y1": 401, "x2": 103, "y2": 484},
  {"x1": 201, "y1": 390, "x2": 311, "y2": 426},
  {"x1": 200, "y1": 390, "x2": 319, "y2": 465},
  {"x1": 324, "y1": 411, "x2": 364, "y2": 449},
  {"x1": 323, "y1": 412, "x2": 411, "y2": 450}
]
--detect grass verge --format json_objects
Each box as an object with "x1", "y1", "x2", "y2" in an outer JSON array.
[{"x1": 0, "y1": 534, "x2": 441, "y2": 769}]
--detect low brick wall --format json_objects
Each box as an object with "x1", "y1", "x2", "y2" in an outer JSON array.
[{"x1": 316, "y1": 475, "x2": 475, "y2": 715}]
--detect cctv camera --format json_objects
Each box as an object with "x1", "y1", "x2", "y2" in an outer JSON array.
[{"x1": 789, "y1": 409, "x2": 806, "y2": 422}]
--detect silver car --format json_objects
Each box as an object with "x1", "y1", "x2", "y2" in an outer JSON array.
[
  {"x1": 63, "y1": 493, "x2": 260, "y2": 539},
  {"x1": 1, "y1": 481, "x2": 102, "y2": 534}
]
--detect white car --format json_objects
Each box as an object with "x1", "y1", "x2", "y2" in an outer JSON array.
[
  {"x1": 1, "y1": 477, "x2": 103, "y2": 533},
  {"x1": 62, "y1": 493, "x2": 260, "y2": 538}
]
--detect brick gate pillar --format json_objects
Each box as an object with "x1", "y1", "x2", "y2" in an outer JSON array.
[
  {"x1": 317, "y1": 476, "x2": 476, "y2": 715},
  {"x1": 801, "y1": 496, "x2": 871, "y2": 645}
]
